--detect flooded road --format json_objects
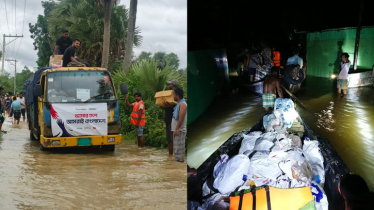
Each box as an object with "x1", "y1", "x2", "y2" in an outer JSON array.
[
  {"x1": 0, "y1": 117, "x2": 186, "y2": 210},
  {"x1": 187, "y1": 75, "x2": 374, "y2": 191}
]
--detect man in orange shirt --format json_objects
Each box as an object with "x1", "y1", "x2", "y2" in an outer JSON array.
[{"x1": 126, "y1": 92, "x2": 146, "y2": 147}]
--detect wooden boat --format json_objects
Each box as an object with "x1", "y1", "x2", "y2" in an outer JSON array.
[{"x1": 187, "y1": 110, "x2": 349, "y2": 210}]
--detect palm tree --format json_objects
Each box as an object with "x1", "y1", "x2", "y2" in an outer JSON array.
[
  {"x1": 95, "y1": 0, "x2": 117, "y2": 69},
  {"x1": 123, "y1": 0, "x2": 137, "y2": 73},
  {"x1": 47, "y1": 0, "x2": 142, "y2": 66}
]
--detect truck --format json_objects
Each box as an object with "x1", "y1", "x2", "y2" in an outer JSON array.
[{"x1": 23, "y1": 66, "x2": 128, "y2": 151}]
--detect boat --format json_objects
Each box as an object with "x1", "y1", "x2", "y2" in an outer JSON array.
[
  {"x1": 346, "y1": 69, "x2": 374, "y2": 88},
  {"x1": 187, "y1": 109, "x2": 350, "y2": 210}
]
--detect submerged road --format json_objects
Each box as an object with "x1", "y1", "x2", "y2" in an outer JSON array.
[
  {"x1": 188, "y1": 76, "x2": 374, "y2": 191},
  {"x1": 0, "y1": 117, "x2": 186, "y2": 210}
]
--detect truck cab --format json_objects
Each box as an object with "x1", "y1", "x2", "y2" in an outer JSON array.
[{"x1": 26, "y1": 67, "x2": 127, "y2": 151}]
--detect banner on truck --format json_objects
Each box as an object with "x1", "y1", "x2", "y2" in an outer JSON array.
[{"x1": 51, "y1": 103, "x2": 108, "y2": 137}]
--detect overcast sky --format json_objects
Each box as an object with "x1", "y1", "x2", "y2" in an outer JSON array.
[{"x1": 0, "y1": 0, "x2": 187, "y2": 76}]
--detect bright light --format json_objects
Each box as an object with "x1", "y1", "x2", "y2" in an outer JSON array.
[{"x1": 331, "y1": 74, "x2": 337, "y2": 79}]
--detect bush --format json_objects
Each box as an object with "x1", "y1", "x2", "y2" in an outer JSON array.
[{"x1": 112, "y1": 59, "x2": 185, "y2": 148}]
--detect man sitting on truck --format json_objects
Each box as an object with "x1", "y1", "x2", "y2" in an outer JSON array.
[
  {"x1": 62, "y1": 39, "x2": 88, "y2": 67},
  {"x1": 53, "y1": 29, "x2": 73, "y2": 56}
]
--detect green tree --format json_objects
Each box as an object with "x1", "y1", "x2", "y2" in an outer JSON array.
[
  {"x1": 165, "y1": 52, "x2": 180, "y2": 70},
  {"x1": 134, "y1": 51, "x2": 152, "y2": 62},
  {"x1": 0, "y1": 51, "x2": 2, "y2": 60},
  {"x1": 153, "y1": 52, "x2": 167, "y2": 70},
  {"x1": 112, "y1": 59, "x2": 181, "y2": 147},
  {"x1": 29, "y1": 0, "x2": 56, "y2": 68},
  {"x1": 47, "y1": 0, "x2": 142, "y2": 67},
  {"x1": 143, "y1": 51, "x2": 180, "y2": 70}
]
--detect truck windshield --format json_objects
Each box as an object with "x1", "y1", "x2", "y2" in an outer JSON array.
[{"x1": 46, "y1": 71, "x2": 116, "y2": 102}]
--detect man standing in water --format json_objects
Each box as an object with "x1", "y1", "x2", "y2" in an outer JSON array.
[
  {"x1": 338, "y1": 53, "x2": 351, "y2": 95},
  {"x1": 126, "y1": 92, "x2": 146, "y2": 147},
  {"x1": 163, "y1": 79, "x2": 178, "y2": 156},
  {"x1": 17, "y1": 93, "x2": 26, "y2": 122},
  {"x1": 172, "y1": 88, "x2": 187, "y2": 162},
  {"x1": 0, "y1": 87, "x2": 4, "y2": 132},
  {"x1": 263, "y1": 68, "x2": 283, "y2": 111}
]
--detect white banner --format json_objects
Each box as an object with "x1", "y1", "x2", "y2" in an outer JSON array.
[{"x1": 51, "y1": 103, "x2": 108, "y2": 137}]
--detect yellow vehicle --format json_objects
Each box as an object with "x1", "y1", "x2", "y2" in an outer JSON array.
[{"x1": 24, "y1": 67, "x2": 127, "y2": 151}]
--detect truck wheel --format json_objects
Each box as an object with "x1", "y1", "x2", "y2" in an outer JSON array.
[
  {"x1": 102, "y1": 145, "x2": 115, "y2": 151},
  {"x1": 30, "y1": 132, "x2": 37, "y2": 141},
  {"x1": 40, "y1": 144, "x2": 48, "y2": 151}
]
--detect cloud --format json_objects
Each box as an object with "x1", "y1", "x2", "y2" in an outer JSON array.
[
  {"x1": 0, "y1": 0, "x2": 43, "y2": 75},
  {"x1": 0, "y1": 0, "x2": 187, "y2": 76},
  {"x1": 122, "y1": 0, "x2": 187, "y2": 68}
]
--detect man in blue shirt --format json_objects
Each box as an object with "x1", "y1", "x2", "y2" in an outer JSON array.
[
  {"x1": 9, "y1": 96, "x2": 26, "y2": 125},
  {"x1": 286, "y1": 48, "x2": 303, "y2": 68}
]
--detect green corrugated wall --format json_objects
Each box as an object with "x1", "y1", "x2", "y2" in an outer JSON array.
[
  {"x1": 306, "y1": 27, "x2": 374, "y2": 78},
  {"x1": 187, "y1": 48, "x2": 229, "y2": 125}
]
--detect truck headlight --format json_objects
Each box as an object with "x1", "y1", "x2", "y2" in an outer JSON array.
[
  {"x1": 107, "y1": 137, "x2": 115, "y2": 143},
  {"x1": 52, "y1": 140, "x2": 60, "y2": 145}
]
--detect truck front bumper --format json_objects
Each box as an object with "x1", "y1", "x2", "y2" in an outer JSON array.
[{"x1": 40, "y1": 134, "x2": 122, "y2": 148}]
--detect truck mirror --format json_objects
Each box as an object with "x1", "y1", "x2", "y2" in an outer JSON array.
[
  {"x1": 34, "y1": 84, "x2": 42, "y2": 97},
  {"x1": 119, "y1": 82, "x2": 128, "y2": 95}
]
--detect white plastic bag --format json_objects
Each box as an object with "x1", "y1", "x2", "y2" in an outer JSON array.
[
  {"x1": 303, "y1": 139, "x2": 325, "y2": 186},
  {"x1": 213, "y1": 154, "x2": 229, "y2": 178},
  {"x1": 254, "y1": 140, "x2": 274, "y2": 152},
  {"x1": 310, "y1": 181, "x2": 328, "y2": 210},
  {"x1": 238, "y1": 133, "x2": 260, "y2": 154},
  {"x1": 274, "y1": 175, "x2": 291, "y2": 189},
  {"x1": 251, "y1": 155, "x2": 283, "y2": 181},
  {"x1": 272, "y1": 137, "x2": 292, "y2": 152},
  {"x1": 290, "y1": 134, "x2": 302, "y2": 149},
  {"x1": 253, "y1": 177, "x2": 276, "y2": 187},
  {"x1": 213, "y1": 154, "x2": 250, "y2": 195}
]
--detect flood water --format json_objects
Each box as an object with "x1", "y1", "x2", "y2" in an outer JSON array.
[
  {"x1": 187, "y1": 75, "x2": 374, "y2": 191},
  {"x1": 0, "y1": 118, "x2": 186, "y2": 209}
]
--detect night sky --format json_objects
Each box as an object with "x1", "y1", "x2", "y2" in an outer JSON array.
[{"x1": 188, "y1": 0, "x2": 374, "y2": 59}]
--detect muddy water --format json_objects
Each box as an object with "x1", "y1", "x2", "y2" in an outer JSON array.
[
  {"x1": 187, "y1": 76, "x2": 374, "y2": 191},
  {"x1": 0, "y1": 118, "x2": 186, "y2": 210}
]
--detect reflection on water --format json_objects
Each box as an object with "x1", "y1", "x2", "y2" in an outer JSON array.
[
  {"x1": 0, "y1": 121, "x2": 186, "y2": 210},
  {"x1": 188, "y1": 76, "x2": 374, "y2": 191},
  {"x1": 315, "y1": 102, "x2": 335, "y2": 131}
]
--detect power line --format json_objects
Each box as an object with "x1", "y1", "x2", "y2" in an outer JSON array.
[
  {"x1": 15, "y1": 0, "x2": 26, "y2": 59},
  {"x1": 21, "y1": 0, "x2": 26, "y2": 35},
  {"x1": 15, "y1": 0, "x2": 17, "y2": 35},
  {"x1": 3, "y1": 0, "x2": 11, "y2": 34}
]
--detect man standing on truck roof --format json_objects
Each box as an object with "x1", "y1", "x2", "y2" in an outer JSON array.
[
  {"x1": 126, "y1": 92, "x2": 146, "y2": 147},
  {"x1": 62, "y1": 39, "x2": 87, "y2": 67},
  {"x1": 172, "y1": 88, "x2": 187, "y2": 162},
  {"x1": 53, "y1": 29, "x2": 73, "y2": 56},
  {"x1": 162, "y1": 79, "x2": 178, "y2": 156},
  {"x1": 263, "y1": 68, "x2": 283, "y2": 111}
]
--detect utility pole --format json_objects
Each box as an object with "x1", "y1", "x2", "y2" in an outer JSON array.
[
  {"x1": 2, "y1": 35, "x2": 23, "y2": 75},
  {"x1": 6, "y1": 59, "x2": 17, "y2": 95}
]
